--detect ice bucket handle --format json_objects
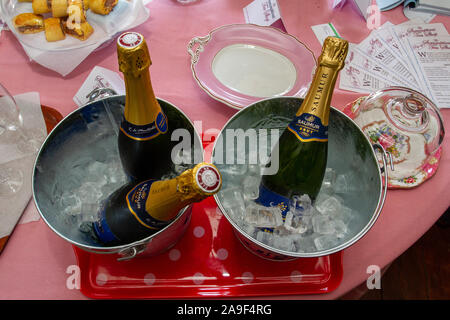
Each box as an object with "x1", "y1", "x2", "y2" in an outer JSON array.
[
  {"x1": 372, "y1": 143, "x2": 391, "y2": 217},
  {"x1": 73, "y1": 240, "x2": 150, "y2": 261},
  {"x1": 117, "y1": 242, "x2": 149, "y2": 261}
]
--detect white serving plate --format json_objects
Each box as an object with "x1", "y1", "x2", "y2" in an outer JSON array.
[{"x1": 188, "y1": 24, "x2": 317, "y2": 109}]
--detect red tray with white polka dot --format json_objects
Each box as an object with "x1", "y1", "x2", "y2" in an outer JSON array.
[{"x1": 74, "y1": 197, "x2": 343, "y2": 299}]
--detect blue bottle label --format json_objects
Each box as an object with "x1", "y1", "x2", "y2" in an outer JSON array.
[
  {"x1": 93, "y1": 202, "x2": 120, "y2": 244},
  {"x1": 287, "y1": 113, "x2": 328, "y2": 142},
  {"x1": 120, "y1": 111, "x2": 168, "y2": 141},
  {"x1": 126, "y1": 180, "x2": 169, "y2": 230},
  {"x1": 255, "y1": 184, "x2": 290, "y2": 233},
  {"x1": 94, "y1": 180, "x2": 169, "y2": 244}
]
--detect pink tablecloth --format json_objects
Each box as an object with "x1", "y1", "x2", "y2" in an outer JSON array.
[{"x1": 0, "y1": 0, "x2": 449, "y2": 299}]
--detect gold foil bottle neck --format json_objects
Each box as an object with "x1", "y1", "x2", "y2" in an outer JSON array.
[
  {"x1": 117, "y1": 32, "x2": 151, "y2": 77},
  {"x1": 176, "y1": 163, "x2": 222, "y2": 201},
  {"x1": 317, "y1": 36, "x2": 349, "y2": 70}
]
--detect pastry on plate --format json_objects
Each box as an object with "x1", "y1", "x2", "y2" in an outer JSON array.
[
  {"x1": 90, "y1": 0, "x2": 118, "y2": 15},
  {"x1": 82, "y1": 0, "x2": 90, "y2": 10},
  {"x1": 13, "y1": 13, "x2": 44, "y2": 34},
  {"x1": 44, "y1": 17, "x2": 66, "y2": 42},
  {"x1": 32, "y1": 0, "x2": 51, "y2": 14},
  {"x1": 67, "y1": 0, "x2": 87, "y2": 22},
  {"x1": 52, "y1": 0, "x2": 69, "y2": 18},
  {"x1": 63, "y1": 19, "x2": 93, "y2": 40}
]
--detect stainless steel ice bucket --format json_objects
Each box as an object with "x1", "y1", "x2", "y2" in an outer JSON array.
[
  {"x1": 212, "y1": 97, "x2": 389, "y2": 261},
  {"x1": 32, "y1": 96, "x2": 203, "y2": 261}
]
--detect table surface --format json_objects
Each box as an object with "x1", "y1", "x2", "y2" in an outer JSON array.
[{"x1": 0, "y1": 0, "x2": 449, "y2": 300}]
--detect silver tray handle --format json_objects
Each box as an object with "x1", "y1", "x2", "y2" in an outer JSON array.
[{"x1": 187, "y1": 34, "x2": 211, "y2": 65}]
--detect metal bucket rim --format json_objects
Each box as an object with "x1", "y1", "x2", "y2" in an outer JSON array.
[
  {"x1": 212, "y1": 96, "x2": 385, "y2": 258},
  {"x1": 32, "y1": 95, "x2": 204, "y2": 254}
]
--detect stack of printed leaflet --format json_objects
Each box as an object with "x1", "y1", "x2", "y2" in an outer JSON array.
[{"x1": 339, "y1": 20, "x2": 450, "y2": 109}]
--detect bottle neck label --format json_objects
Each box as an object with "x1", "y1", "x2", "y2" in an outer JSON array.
[
  {"x1": 287, "y1": 112, "x2": 328, "y2": 142},
  {"x1": 126, "y1": 180, "x2": 170, "y2": 230},
  {"x1": 120, "y1": 111, "x2": 168, "y2": 141}
]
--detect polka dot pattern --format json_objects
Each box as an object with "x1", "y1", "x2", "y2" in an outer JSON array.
[
  {"x1": 290, "y1": 270, "x2": 303, "y2": 283},
  {"x1": 193, "y1": 226, "x2": 205, "y2": 238},
  {"x1": 169, "y1": 249, "x2": 181, "y2": 261},
  {"x1": 192, "y1": 272, "x2": 204, "y2": 285},
  {"x1": 241, "y1": 272, "x2": 254, "y2": 284},
  {"x1": 81, "y1": 203, "x2": 341, "y2": 297},
  {"x1": 216, "y1": 248, "x2": 228, "y2": 260},
  {"x1": 144, "y1": 273, "x2": 156, "y2": 286},
  {"x1": 96, "y1": 273, "x2": 108, "y2": 286}
]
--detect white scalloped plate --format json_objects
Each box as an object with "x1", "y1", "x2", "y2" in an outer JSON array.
[{"x1": 188, "y1": 24, "x2": 317, "y2": 110}]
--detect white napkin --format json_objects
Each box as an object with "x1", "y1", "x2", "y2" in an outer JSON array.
[
  {"x1": 1, "y1": 0, "x2": 150, "y2": 76},
  {"x1": 0, "y1": 92, "x2": 47, "y2": 238}
]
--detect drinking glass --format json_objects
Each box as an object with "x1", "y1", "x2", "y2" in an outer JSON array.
[{"x1": 0, "y1": 83, "x2": 39, "y2": 196}]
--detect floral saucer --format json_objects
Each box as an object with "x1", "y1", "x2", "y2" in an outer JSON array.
[{"x1": 343, "y1": 96, "x2": 443, "y2": 189}]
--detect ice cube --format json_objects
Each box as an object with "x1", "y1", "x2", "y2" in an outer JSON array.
[
  {"x1": 334, "y1": 205, "x2": 354, "y2": 224},
  {"x1": 59, "y1": 191, "x2": 82, "y2": 215},
  {"x1": 289, "y1": 194, "x2": 312, "y2": 215},
  {"x1": 78, "y1": 221, "x2": 93, "y2": 233},
  {"x1": 247, "y1": 164, "x2": 261, "y2": 176},
  {"x1": 103, "y1": 159, "x2": 127, "y2": 184},
  {"x1": 312, "y1": 214, "x2": 335, "y2": 234},
  {"x1": 64, "y1": 174, "x2": 82, "y2": 192},
  {"x1": 242, "y1": 175, "x2": 260, "y2": 200},
  {"x1": 240, "y1": 222, "x2": 257, "y2": 238},
  {"x1": 332, "y1": 219, "x2": 348, "y2": 239},
  {"x1": 80, "y1": 203, "x2": 100, "y2": 222},
  {"x1": 314, "y1": 234, "x2": 340, "y2": 251},
  {"x1": 220, "y1": 164, "x2": 247, "y2": 176},
  {"x1": 295, "y1": 235, "x2": 317, "y2": 253},
  {"x1": 273, "y1": 234, "x2": 296, "y2": 252},
  {"x1": 315, "y1": 195, "x2": 342, "y2": 216},
  {"x1": 284, "y1": 211, "x2": 309, "y2": 234},
  {"x1": 87, "y1": 161, "x2": 107, "y2": 176},
  {"x1": 334, "y1": 172, "x2": 358, "y2": 194},
  {"x1": 322, "y1": 168, "x2": 336, "y2": 189},
  {"x1": 256, "y1": 230, "x2": 274, "y2": 246},
  {"x1": 77, "y1": 182, "x2": 103, "y2": 203},
  {"x1": 219, "y1": 187, "x2": 246, "y2": 220},
  {"x1": 244, "y1": 204, "x2": 283, "y2": 228}
]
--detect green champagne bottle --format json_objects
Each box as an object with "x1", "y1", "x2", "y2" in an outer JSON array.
[
  {"x1": 256, "y1": 36, "x2": 348, "y2": 220},
  {"x1": 116, "y1": 31, "x2": 171, "y2": 181}
]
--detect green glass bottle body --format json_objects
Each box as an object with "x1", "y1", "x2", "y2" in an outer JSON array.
[
  {"x1": 116, "y1": 31, "x2": 171, "y2": 181},
  {"x1": 261, "y1": 133, "x2": 328, "y2": 201},
  {"x1": 256, "y1": 37, "x2": 349, "y2": 221}
]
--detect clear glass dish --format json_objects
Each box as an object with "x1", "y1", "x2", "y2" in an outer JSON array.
[{"x1": 351, "y1": 86, "x2": 445, "y2": 188}]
